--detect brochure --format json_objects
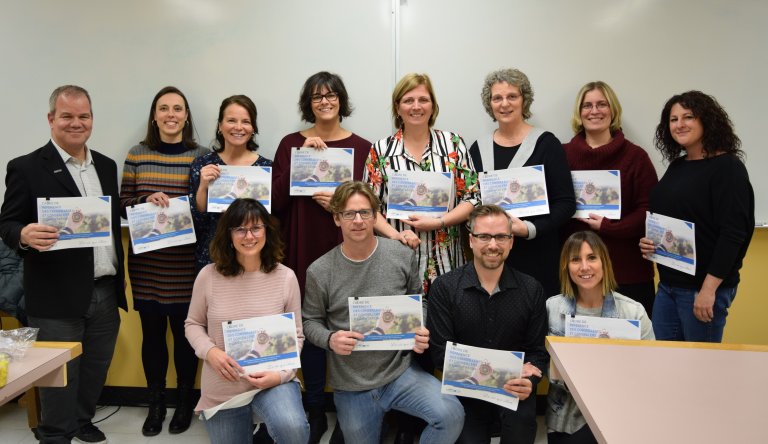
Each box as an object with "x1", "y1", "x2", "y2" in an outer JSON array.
[
  {"x1": 348, "y1": 295, "x2": 423, "y2": 351},
  {"x1": 126, "y1": 196, "x2": 196, "y2": 254},
  {"x1": 385, "y1": 170, "x2": 454, "y2": 220},
  {"x1": 571, "y1": 170, "x2": 621, "y2": 219},
  {"x1": 37, "y1": 196, "x2": 112, "y2": 251},
  {"x1": 565, "y1": 315, "x2": 641, "y2": 340},
  {"x1": 289, "y1": 147, "x2": 354, "y2": 196},
  {"x1": 441, "y1": 342, "x2": 524, "y2": 411},
  {"x1": 478, "y1": 165, "x2": 549, "y2": 218},
  {"x1": 221, "y1": 313, "x2": 301, "y2": 374},
  {"x1": 207, "y1": 165, "x2": 272, "y2": 213},
  {"x1": 645, "y1": 211, "x2": 696, "y2": 275}
]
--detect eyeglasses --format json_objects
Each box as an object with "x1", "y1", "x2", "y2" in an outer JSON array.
[
  {"x1": 337, "y1": 209, "x2": 375, "y2": 220},
  {"x1": 311, "y1": 92, "x2": 339, "y2": 103},
  {"x1": 231, "y1": 225, "x2": 265, "y2": 238},
  {"x1": 491, "y1": 94, "x2": 521, "y2": 104},
  {"x1": 581, "y1": 102, "x2": 610, "y2": 111},
  {"x1": 471, "y1": 233, "x2": 513, "y2": 244}
]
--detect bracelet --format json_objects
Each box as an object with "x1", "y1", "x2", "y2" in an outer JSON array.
[{"x1": 439, "y1": 216, "x2": 446, "y2": 230}]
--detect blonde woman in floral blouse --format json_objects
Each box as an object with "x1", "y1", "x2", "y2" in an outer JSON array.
[{"x1": 364, "y1": 73, "x2": 478, "y2": 296}]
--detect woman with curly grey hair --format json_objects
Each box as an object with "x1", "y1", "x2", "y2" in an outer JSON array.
[
  {"x1": 639, "y1": 91, "x2": 754, "y2": 343},
  {"x1": 469, "y1": 68, "x2": 575, "y2": 297}
]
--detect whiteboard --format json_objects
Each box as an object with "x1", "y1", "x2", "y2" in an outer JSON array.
[{"x1": 1, "y1": 0, "x2": 766, "y2": 224}]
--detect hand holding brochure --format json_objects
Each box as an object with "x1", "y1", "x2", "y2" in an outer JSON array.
[
  {"x1": 207, "y1": 165, "x2": 272, "y2": 213},
  {"x1": 37, "y1": 196, "x2": 112, "y2": 251},
  {"x1": 565, "y1": 315, "x2": 641, "y2": 340},
  {"x1": 385, "y1": 170, "x2": 454, "y2": 220},
  {"x1": 348, "y1": 295, "x2": 423, "y2": 351},
  {"x1": 571, "y1": 170, "x2": 621, "y2": 219},
  {"x1": 645, "y1": 211, "x2": 696, "y2": 275},
  {"x1": 441, "y1": 342, "x2": 524, "y2": 411},
  {"x1": 221, "y1": 313, "x2": 301, "y2": 374},
  {"x1": 478, "y1": 166, "x2": 549, "y2": 218},
  {"x1": 289, "y1": 147, "x2": 354, "y2": 195},
  {"x1": 126, "y1": 196, "x2": 196, "y2": 254}
]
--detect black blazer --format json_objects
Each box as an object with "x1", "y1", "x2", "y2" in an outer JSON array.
[{"x1": 0, "y1": 142, "x2": 126, "y2": 318}]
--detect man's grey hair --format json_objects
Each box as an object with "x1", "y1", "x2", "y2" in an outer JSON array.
[{"x1": 49, "y1": 85, "x2": 92, "y2": 115}]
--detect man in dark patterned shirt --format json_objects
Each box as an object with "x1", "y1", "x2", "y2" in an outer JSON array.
[{"x1": 427, "y1": 204, "x2": 548, "y2": 444}]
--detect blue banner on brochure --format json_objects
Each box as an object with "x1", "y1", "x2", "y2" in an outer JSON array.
[
  {"x1": 571, "y1": 170, "x2": 622, "y2": 219},
  {"x1": 349, "y1": 295, "x2": 424, "y2": 351},
  {"x1": 207, "y1": 166, "x2": 272, "y2": 213},
  {"x1": 565, "y1": 315, "x2": 642, "y2": 340},
  {"x1": 37, "y1": 196, "x2": 113, "y2": 251},
  {"x1": 441, "y1": 342, "x2": 524, "y2": 411},
  {"x1": 645, "y1": 211, "x2": 696, "y2": 275},
  {"x1": 289, "y1": 147, "x2": 354, "y2": 196},
  {"x1": 222, "y1": 312, "x2": 301, "y2": 374},
  {"x1": 126, "y1": 196, "x2": 197, "y2": 254},
  {"x1": 478, "y1": 166, "x2": 549, "y2": 218},
  {"x1": 385, "y1": 171, "x2": 454, "y2": 220}
]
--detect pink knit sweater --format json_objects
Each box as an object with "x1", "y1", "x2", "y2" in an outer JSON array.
[{"x1": 185, "y1": 263, "x2": 304, "y2": 411}]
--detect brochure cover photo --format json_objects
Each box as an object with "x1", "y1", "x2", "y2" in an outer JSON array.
[
  {"x1": 37, "y1": 196, "x2": 112, "y2": 251},
  {"x1": 207, "y1": 165, "x2": 272, "y2": 213},
  {"x1": 289, "y1": 147, "x2": 354, "y2": 195},
  {"x1": 126, "y1": 196, "x2": 196, "y2": 254},
  {"x1": 348, "y1": 295, "x2": 423, "y2": 351},
  {"x1": 441, "y1": 342, "x2": 524, "y2": 411},
  {"x1": 571, "y1": 170, "x2": 621, "y2": 219},
  {"x1": 221, "y1": 312, "x2": 301, "y2": 374},
  {"x1": 565, "y1": 315, "x2": 642, "y2": 340},
  {"x1": 645, "y1": 211, "x2": 696, "y2": 275},
  {"x1": 478, "y1": 165, "x2": 549, "y2": 218},
  {"x1": 385, "y1": 170, "x2": 453, "y2": 220}
]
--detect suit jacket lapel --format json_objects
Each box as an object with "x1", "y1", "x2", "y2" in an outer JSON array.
[{"x1": 40, "y1": 142, "x2": 81, "y2": 197}]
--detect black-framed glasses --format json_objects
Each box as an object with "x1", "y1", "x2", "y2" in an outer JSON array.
[
  {"x1": 230, "y1": 225, "x2": 265, "y2": 238},
  {"x1": 310, "y1": 92, "x2": 339, "y2": 103},
  {"x1": 470, "y1": 233, "x2": 513, "y2": 244},
  {"x1": 338, "y1": 209, "x2": 375, "y2": 220}
]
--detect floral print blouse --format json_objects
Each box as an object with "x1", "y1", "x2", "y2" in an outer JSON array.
[{"x1": 364, "y1": 128, "x2": 478, "y2": 295}]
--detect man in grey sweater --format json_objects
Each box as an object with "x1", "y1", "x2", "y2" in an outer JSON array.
[{"x1": 303, "y1": 181, "x2": 464, "y2": 444}]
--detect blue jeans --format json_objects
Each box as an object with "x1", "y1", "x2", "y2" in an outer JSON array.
[
  {"x1": 652, "y1": 282, "x2": 736, "y2": 342},
  {"x1": 334, "y1": 362, "x2": 464, "y2": 444},
  {"x1": 202, "y1": 381, "x2": 309, "y2": 444}
]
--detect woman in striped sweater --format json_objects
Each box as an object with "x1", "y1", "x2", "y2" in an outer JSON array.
[{"x1": 120, "y1": 86, "x2": 209, "y2": 436}]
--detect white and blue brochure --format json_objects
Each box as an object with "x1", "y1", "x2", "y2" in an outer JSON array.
[
  {"x1": 222, "y1": 312, "x2": 301, "y2": 374},
  {"x1": 571, "y1": 170, "x2": 621, "y2": 219},
  {"x1": 386, "y1": 170, "x2": 454, "y2": 220},
  {"x1": 126, "y1": 196, "x2": 196, "y2": 254},
  {"x1": 37, "y1": 196, "x2": 112, "y2": 251},
  {"x1": 207, "y1": 165, "x2": 272, "y2": 213},
  {"x1": 289, "y1": 147, "x2": 354, "y2": 196},
  {"x1": 348, "y1": 295, "x2": 423, "y2": 351},
  {"x1": 478, "y1": 165, "x2": 549, "y2": 218},
  {"x1": 441, "y1": 342, "x2": 524, "y2": 411},
  {"x1": 645, "y1": 211, "x2": 696, "y2": 275},
  {"x1": 565, "y1": 315, "x2": 641, "y2": 340}
]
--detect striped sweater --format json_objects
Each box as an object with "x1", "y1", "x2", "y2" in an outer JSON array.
[{"x1": 120, "y1": 142, "x2": 209, "y2": 314}]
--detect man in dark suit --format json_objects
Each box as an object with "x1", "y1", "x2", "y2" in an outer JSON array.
[{"x1": 0, "y1": 85, "x2": 126, "y2": 444}]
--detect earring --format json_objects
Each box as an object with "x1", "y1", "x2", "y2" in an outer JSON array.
[{"x1": 151, "y1": 120, "x2": 157, "y2": 126}]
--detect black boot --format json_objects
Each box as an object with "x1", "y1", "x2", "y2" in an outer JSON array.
[
  {"x1": 142, "y1": 385, "x2": 166, "y2": 436},
  {"x1": 169, "y1": 383, "x2": 194, "y2": 434},
  {"x1": 308, "y1": 407, "x2": 328, "y2": 444}
]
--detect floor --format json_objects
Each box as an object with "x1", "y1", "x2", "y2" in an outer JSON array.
[{"x1": 0, "y1": 401, "x2": 548, "y2": 443}]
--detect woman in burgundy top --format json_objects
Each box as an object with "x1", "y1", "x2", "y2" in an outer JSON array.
[
  {"x1": 270, "y1": 71, "x2": 370, "y2": 443},
  {"x1": 563, "y1": 81, "x2": 658, "y2": 316}
]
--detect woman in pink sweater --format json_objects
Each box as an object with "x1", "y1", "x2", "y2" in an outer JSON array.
[{"x1": 185, "y1": 198, "x2": 309, "y2": 443}]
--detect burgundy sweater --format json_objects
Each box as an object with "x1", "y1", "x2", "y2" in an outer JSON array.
[{"x1": 563, "y1": 131, "x2": 658, "y2": 285}]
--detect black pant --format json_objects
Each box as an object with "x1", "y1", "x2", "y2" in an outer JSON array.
[
  {"x1": 28, "y1": 278, "x2": 120, "y2": 443},
  {"x1": 300, "y1": 339, "x2": 327, "y2": 408},
  {"x1": 456, "y1": 391, "x2": 537, "y2": 444},
  {"x1": 139, "y1": 311, "x2": 198, "y2": 386},
  {"x1": 548, "y1": 425, "x2": 598, "y2": 444},
  {"x1": 616, "y1": 282, "x2": 656, "y2": 320}
]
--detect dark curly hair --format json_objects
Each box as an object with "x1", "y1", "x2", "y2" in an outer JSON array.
[
  {"x1": 298, "y1": 71, "x2": 353, "y2": 123},
  {"x1": 654, "y1": 90, "x2": 742, "y2": 163},
  {"x1": 209, "y1": 199, "x2": 283, "y2": 276},
  {"x1": 141, "y1": 86, "x2": 199, "y2": 150},
  {"x1": 214, "y1": 95, "x2": 259, "y2": 153}
]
